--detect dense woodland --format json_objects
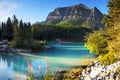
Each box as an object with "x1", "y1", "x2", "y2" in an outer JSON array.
[
  {"x1": 32, "y1": 24, "x2": 92, "y2": 41},
  {"x1": 0, "y1": 15, "x2": 43, "y2": 51},
  {"x1": 85, "y1": 0, "x2": 120, "y2": 65},
  {"x1": 0, "y1": 15, "x2": 92, "y2": 51},
  {"x1": 0, "y1": 17, "x2": 92, "y2": 41}
]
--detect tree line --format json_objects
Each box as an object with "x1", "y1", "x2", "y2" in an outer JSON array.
[
  {"x1": 0, "y1": 15, "x2": 92, "y2": 50},
  {"x1": 0, "y1": 17, "x2": 13, "y2": 40},
  {"x1": 32, "y1": 24, "x2": 92, "y2": 41},
  {"x1": 0, "y1": 15, "x2": 32, "y2": 41},
  {"x1": 0, "y1": 16, "x2": 92, "y2": 42}
]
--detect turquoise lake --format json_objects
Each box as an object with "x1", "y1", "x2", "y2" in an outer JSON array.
[{"x1": 0, "y1": 42, "x2": 95, "y2": 80}]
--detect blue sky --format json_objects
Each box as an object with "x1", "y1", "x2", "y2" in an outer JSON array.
[{"x1": 0, "y1": 0, "x2": 108, "y2": 23}]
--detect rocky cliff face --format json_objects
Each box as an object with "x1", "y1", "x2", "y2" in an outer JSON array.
[{"x1": 45, "y1": 4, "x2": 104, "y2": 29}]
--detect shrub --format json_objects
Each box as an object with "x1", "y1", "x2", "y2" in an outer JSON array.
[
  {"x1": 98, "y1": 52, "x2": 116, "y2": 65},
  {"x1": 31, "y1": 40, "x2": 45, "y2": 52}
]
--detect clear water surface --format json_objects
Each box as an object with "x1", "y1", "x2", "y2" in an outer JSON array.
[{"x1": 0, "y1": 42, "x2": 95, "y2": 80}]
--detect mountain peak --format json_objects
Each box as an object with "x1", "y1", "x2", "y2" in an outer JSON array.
[
  {"x1": 92, "y1": 7, "x2": 101, "y2": 13},
  {"x1": 72, "y1": 3, "x2": 90, "y2": 10},
  {"x1": 45, "y1": 4, "x2": 104, "y2": 29}
]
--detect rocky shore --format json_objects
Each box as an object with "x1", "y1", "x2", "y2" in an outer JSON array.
[
  {"x1": 79, "y1": 60, "x2": 120, "y2": 80},
  {"x1": 0, "y1": 46, "x2": 30, "y2": 54},
  {"x1": 0, "y1": 46, "x2": 17, "y2": 53},
  {"x1": 51, "y1": 60, "x2": 120, "y2": 80}
]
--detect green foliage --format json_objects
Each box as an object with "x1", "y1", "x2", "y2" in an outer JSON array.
[
  {"x1": 6, "y1": 17, "x2": 13, "y2": 40},
  {"x1": 31, "y1": 40, "x2": 45, "y2": 52},
  {"x1": 13, "y1": 15, "x2": 20, "y2": 42},
  {"x1": 0, "y1": 17, "x2": 14, "y2": 40},
  {"x1": 102, "y1": 14, "x2": 113, "y2": 29},
  {"x1": 45, "y1": 19, "x2": 61, "y2": 25},
  {"x1": 85, "y1": 0, "x2": 120, "y2": 65},
  {"x1": 29, "y1": 72, "x2": 34, "y2": 80},
  {"x1": 85, "y1": 26, "x2": 120, "y2": 65},
  {"x1": 8, "y1": 41, "x2": 15, "y2": 47},
  {"x1": 1, "y1": 22, "x2": 7, "y2": 39},
  {"x1": 98, "y1": 53, "x2": 116, "y2": 65},
  {"x1": 85, "y1": 29, "x2": 109, "y2": 55},
  {"x1": 85, "y1": 27, "x2": 120, "y2": 65},
  {"x1": 32, "y1": 24, "x2": 92, "y2": 41},
  {"x1": 12, "y1": 15, "x2": 33, "y2": 49},
  {"x1": 44, "y1": 73, "x2": 53, "y2": 80},
  {"x1": 81, "y1": 21, "x2": 96, "y2": 29},
  {"x1": 56, "y1": 18, "x2": 85, "y2": 28},
  {"x1": 103, "y1": 0, "x2": 120, "y2": 27}
]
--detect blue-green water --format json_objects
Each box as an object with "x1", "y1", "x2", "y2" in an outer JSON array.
[{"x1": 0, "y1": 42, "x2": 95, "y2": 80}]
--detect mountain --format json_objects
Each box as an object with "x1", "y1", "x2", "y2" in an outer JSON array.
[{"x1": 45, "y1": 4, "x2": 104, "y2": 29}]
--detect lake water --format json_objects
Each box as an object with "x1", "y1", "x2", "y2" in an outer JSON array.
[{"x1": 0, "y1": 42, "x2": 95, "y2": 80}]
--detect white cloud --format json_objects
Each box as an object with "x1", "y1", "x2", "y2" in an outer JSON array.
[{"x1": 0, "y1": 1, "x2": 19, "y2": 22}]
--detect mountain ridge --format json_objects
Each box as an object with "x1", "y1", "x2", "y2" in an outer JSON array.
[{"x1": 44, "y1": 3, "x2": 104, "y2": 29}]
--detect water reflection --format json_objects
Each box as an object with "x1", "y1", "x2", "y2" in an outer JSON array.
[
  {"x1": 0, "y1": 43, "x2": 96, "y2": 79},
  {"x1": 0, "y1": 57, "x2": 13, "y2": 80},
  {"x1": 0, "y1": 54, "x2": 49, "y2": 79},
  {"x1": 0, "y1": 54, "x2": 28, "y2": 79}
]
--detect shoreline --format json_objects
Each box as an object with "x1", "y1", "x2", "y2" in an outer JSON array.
[{"x1": 52, "y1": 59, "x2": 120, "y2": 80}]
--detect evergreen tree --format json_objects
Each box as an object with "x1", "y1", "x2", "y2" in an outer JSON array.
[
  {"x1": 6, "y1": 17, "x2": 13, "y2": 40},
  {"x1": 108, "y1": 0, "x2": 120, "y2": 26},
  {"x1": 0, "y1": 23, "x2": 2, "y2": 40},
  {"x1": 12, "y1": 16, "x2": 33, "y2": 49},
  {"x1": 13, "y1": 15, "x2": 21, "y2": 47},
  {"x1": 27, "y1": 22, "x2": 32, "y2": 40},
  {"x1": 103, "y1": 0, "x2": 120, "y2": 28},
  {"x1": 1, "y1": 22, "x2": 7, "y2": 39},
  {"x1": 19, "y1": 20, "x2": 24, "y2": 40},
  {"x1": 85, "y1": 0, "x2": 120, "y2": 65}
]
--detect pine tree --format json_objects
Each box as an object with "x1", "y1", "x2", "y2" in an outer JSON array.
[
  {"x1": 13, "y1": 15, "x2": 21, "y2": 47},
  {"x1": 0, "y1": 23, "x2": 2, "y2": 40},
  {"x1": 6, "y1": 17, "x2": 13, "y2": 40},
  {"x1": 27, "y1": 22, "x2": 32, "y2": 40},
  {"x1": 1, "y1": 22, "x2": 7, "y2": 39},
  {"x1": 19, "y1": 20, "x2": 24, "y2": 40},
  {"x1": 102, "y1": 0, "x2": 120, "y2": 28}
]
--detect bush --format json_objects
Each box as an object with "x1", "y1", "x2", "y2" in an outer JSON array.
[
  {"x1": 31, "y1": 40, "x2": 45, "y2": 52},
  {"x1": 8, "y1": 41, "x2": 15, "y2": 47},
  {"x1": 85, "y1": 29, "x2": 109, "y2": 55},
  {"x1": 98, "y1": 52, "x2": 116, "y2": 65}
]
